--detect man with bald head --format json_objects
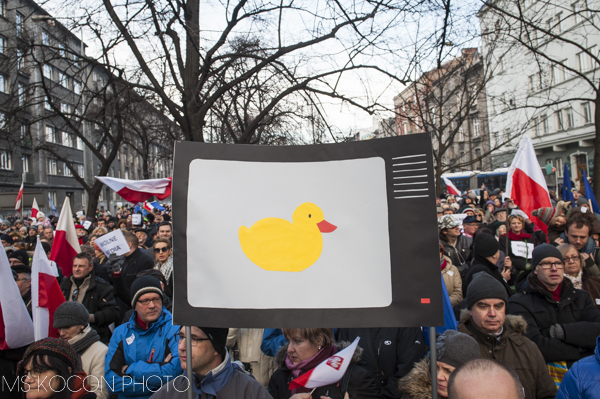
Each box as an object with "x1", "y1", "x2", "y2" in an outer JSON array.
[{"x1": 448, "y1": 358, "x2": 524, "y2": 399}]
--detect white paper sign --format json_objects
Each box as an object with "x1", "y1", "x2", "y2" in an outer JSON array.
[
  {"x1": 511, "y1": 209, "x2": 529, "y2": 220},
  {"x1": 82, "y1": 221, "x2": 92, "y2": 230},
  {"x1": 511, "y1": 241, "x2": 534, "y2": 259},
  {"x1": 450, "y1": 214, "x2": 468, "y2": 226},
  {"x1": 132, "y1": 214, "x2": 142, "y2": 225},
  {"x1": 76, "y1": 211, "x2": 84, "y2": 217},
  {"x1": 96, "y1": 229, "x2": 129, "y2": 256}
]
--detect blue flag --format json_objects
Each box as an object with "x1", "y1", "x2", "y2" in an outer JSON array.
[
  {"x1": 134, "y1": 203, "x2": 148, "y2": 216},
  {"x1": 563, "y1": 163, "x2": 575, "y2": 202},
  {"x1": 150, "y1": 201, "x2": 165, "y2": 211},
  {"x1": 47, "y1": 194, "x2": 57, "y2": 215},
  {"x1": 582, "y1": 170, "x2": 599, "y2": 214}
]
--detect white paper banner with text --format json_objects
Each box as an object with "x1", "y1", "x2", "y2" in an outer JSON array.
[
  {"x1": 96, "y1": 229, "x2": 129, "y2": 256},
  {"x1": 511, "y1": 241, "x2": 534, "y2": 259}
]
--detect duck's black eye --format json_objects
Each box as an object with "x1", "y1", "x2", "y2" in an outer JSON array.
[{"x1": 308, "y1": 214, "x2": 311, "y2": 218}]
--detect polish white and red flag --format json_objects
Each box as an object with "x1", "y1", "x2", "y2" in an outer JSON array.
[
  {"x1": 15, "y1": 181, "x2": 24, "y2": 210},
  {"x1": 32, "y1": 237, "x2": 64, "y2": 340},
  {"x1": 30, "y1": 197, "x2": 40, "y2": 220},
  {"x1": 289, "y1": 337, "x2": 360, "y2": 389},
  {"x1": 0, "y1": 248, "x2": 34, "y2": 349},
  {"x1": 442, "y1": 177, "x2": 461, "y2": 196},
  {"x1": 95, "y1": 176, "x2": 172, "y2": 203},
  {"x1": 143, "y1": 201, "x2": 155, "y2": 212},
  {"x1": 49, "y1": 197, "x2": 81, "y2": 277},
  {"x1": 505, "y1": 136, "x2": 552, "y2": 233}
]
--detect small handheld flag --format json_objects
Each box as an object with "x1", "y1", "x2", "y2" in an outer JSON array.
[
  {"x1": 289, "y1": 337, "x2": 360, "y2": 389},
  {"x1": 15, "y1": 182, "x2": 23, "y2": 211},
  {"x1": 442, "y1": 177, "x2": 461, "y2": 196}
]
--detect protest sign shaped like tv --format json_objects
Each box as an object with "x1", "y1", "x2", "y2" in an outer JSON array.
[
  {"x1": 172, "y1": 134, "x2": 444, "y2": 328},
  {"x1": 96, "y1": 230, "x2": 129, "y2": 256}
]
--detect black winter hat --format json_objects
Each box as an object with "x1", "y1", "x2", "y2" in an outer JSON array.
[
  {"x1": 466, "y1": 271, "x2": 509, "y2": 309},
  {"x1": 531, "y1": 243, "x2": 563, "y2": 269},
  {"x1": 1, "y1": 234, "x2": 13, "y2": 245},
  {"x1": 9, "y1": 249, "x2": 29, "y2": 266},
  {"x1": 53, "y1": 301, "x2": 89, "y2": 328},
  {"x1": 198, "y1": 327, "x2": 228, "y2": 357},
  {"x1": 474, "y1": 233, "x2": 499, "y2": 258},
  {"x1": 130, "y1": 276, "x2": 163, "y2": 307}
]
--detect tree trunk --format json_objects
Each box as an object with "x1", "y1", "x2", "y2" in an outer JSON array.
[
  {"x1": 435, "y1": 161, "x2": 443, "y2": 196},
  {"x1": 184, "y1": 0, "x2": 204, "y2": 142},
  {"x1": 86, "y1": 183, "x2": 104, "y2": 221},
  {"x1": 594, "y1": 92, "x2": 600, "y2": 201}
]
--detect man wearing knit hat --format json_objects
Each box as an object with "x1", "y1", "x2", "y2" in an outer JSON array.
[
  {"x1": 105, "y1": 276, "x2": 182, "y2": 399},
  {"x1": 509, "y1": 243, "x2": 600, "y2": 368},
  {"x1": 463, "y1": 232, "x2": 513, "y2": 298},
  {"x1": 150, "y1": 326, "x2": 271, "y2": 399},
  {"x1": 458, "y1": 272, "x2": 556, "y2": 399},
  {"x1": 438, "y1": 215, "x2": 473, "y2": 277}
]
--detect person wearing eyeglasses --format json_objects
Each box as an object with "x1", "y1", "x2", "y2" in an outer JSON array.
[
  {"x1": 59, "y1": 252, "x2": 120, "y2": 345},
  {"x1": 508, "y1": 244, "x2": 600, "y2": 373},
  {"x1": 152, "y1": 238, "x2": 173, "y2": 299},
  {"x1": 557, "y1": 243, "x2": 600, "y2": 311},
  {"x1": 150, "y1": 327, "x2": 271, "y2": 399},
  {"x1": 105, "y1": 276, "x2": 182, "y2": 399}
]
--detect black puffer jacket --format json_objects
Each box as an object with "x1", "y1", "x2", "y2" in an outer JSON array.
[
  {"x1": 60, "y1": 271, "x2": 120, "y2": 344},
  {"x1": 106, "y1": 248, "x2": 154, "y2": 312},
  {"x1": 440, "y1": 235, "x2": 473, "y2": 278},
  {"x1": 508, "y1": 272, "x2": 600, "y2": 366},
  {"x1": 463, "y1": 254, "x2": 513, "y2": 298},
  {"x1": 337, "y1": 328, "x2": 425, "y2": 399},
  {"x1": 268, "y1": 342, "x2": 382, "y2": 399}
]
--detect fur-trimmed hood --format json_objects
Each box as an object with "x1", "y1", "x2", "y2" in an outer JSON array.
[
  {"x1": 274, "y1": 341, "x2": 363, "y2": 369},
  {"x1": 459, "y1": 309, "x2": 527, "y2": 335},
  {"x1": 397, "y1": 357, "x2": 432, "y2": 399}
]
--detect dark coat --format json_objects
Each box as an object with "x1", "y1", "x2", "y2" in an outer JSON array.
[
  {"x1": 499, "y1": 232, "x2": 539, "y2": 274},
  {"x1": 268, "y1": 343, "x2": 382, "y2": 399},
  {"x1": 397, "y1": 357, "x2": 433, "y2": 399},
  {"x1": 581, "y1": 270, "x2": 600, "y2": 311},
  {"x1": 458, "y1": 311, "x2": 556, "y2": 399},
  {"x1": 107, "y1": 248, "x2": 154, "y2": 313},
  {"x1": 508, "y1": 273, "x2": 600, "y2": 366},
  {"x1": 440, "y1": 235, "x2": 472, "y2": 277},
  {"x1": 337, "y1": 328, "x2": 425, "y2": 399},
  {"x1": 463, "y1": 254, "x2": 513, "y2": 298},
  {"x1": 60, "y1": 271, "x2": 120, "y2": 343}
]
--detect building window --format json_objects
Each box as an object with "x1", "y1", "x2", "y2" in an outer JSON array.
[
  {"x1": 18, "y1": 83, "x2": 25, "y2": 106},
  {"x1": 0, "y1": 150, "x2": 12, "y2": 170},
  {"x1": 566, "y1": 107, "x2": 574, "y2": 128},
  {"x1": 48, "y1": 159, "x2": 57, "y2": 175},
  {"x1": 471, "y1": 85, "x2": 478, "y2": 106},
  {"x1": 542, "y1": 115, "x2": 549, "y2": 135},
  {"x1": 458, "y1": 123, "x2": 464, "y2": 141},
  {"x1": 62, "y1": 131, "x2": 70, "y2": 147},
  {"x1": 0, "y1": 36, "x2": 4, "y2": 54},
  {"x1": 16, "y1": 48, "x2": 24, "y2": 69},
  {"x1": 78, "y1": 164, "x2": 85, "y2": 177},
  {"x1": 43, "y1": 64, "x2": 52, "y2": 80},
  {"x1": 42, "y1": 31, "x2": 50, "y2": 46},
  {"x1": 532, "y1": 117, "x2": 540, "y2": 136},
  {"x1": 0, "y1": 0, "x2": 5, "y2": 17},
  {"x1": 64, "y1": 163, "x2": 72, "y2": 177},
  {"x1": 0, "y1": 112, "x2": 6, "y2": 130},
  {"x1": 555, "y1": 110, "x2": 564, "y2": 130},
  {"x1": 528, "y1": 75, "x2": 535, "y2": 92},
  {"x1": 22, "y1": 155, "x2": 29, "y2": 173},
  {"x1": 0, "y1": 74, "x2": 7, "y2": 93},
  {"x1": 556, "y1": 158, "x2": 564, "y2": 177},
  {"x1": 16, "y1": 13, "x2": 24, "y2": 37},
  {"x1": 555, "y1": 13, "x2": 563, "y2": 33},
  {"x1": 582, "y1": 101, "x2": 593, "y2": 124},
  {"x1": 73, "y1": 81, "x2": 81, "y2": 95},
  {"x1": 76, "y1": 137, "x2": 84, "y2": 150},
  {"x1": 49, "y1": 191, "x2": 57, "y2": 205},
  {"x1": 473, "y1": 118, "x2": 480, "y2": 137},
  {"x1": 45, "y1": 125, "x2": 55, "y2": 143}
]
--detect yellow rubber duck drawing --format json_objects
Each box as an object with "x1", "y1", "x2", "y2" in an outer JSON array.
[{"x1": 239, "y1": 202, "x2": 337, "y2": 272}]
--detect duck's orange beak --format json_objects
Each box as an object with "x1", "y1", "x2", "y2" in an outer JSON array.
[{"x1": 317, "y1": 220, "x2": 337, "y2": 233}]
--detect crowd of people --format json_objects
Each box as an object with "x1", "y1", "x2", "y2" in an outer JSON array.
[{"x1": 1, "y1": 184, "x2": 600, "y2": 399}]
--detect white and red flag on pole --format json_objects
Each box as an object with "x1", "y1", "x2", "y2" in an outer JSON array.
[
  {"x1": 32, "y1": 237, "x2": 64, "y2": 340},
  {"x1": 0, "y1": 248, "x2": 34, "y2": 349},
  {"x1": 143, "y1": 201, "x2": 155, "y2": 212},
  {"x1": 94, "y1": 176, "x2": 172, "y2": 203},
  {"x1": 15, "y1": 181, "x2": 24, "y2": 211},
  {"x1": 30, "y1": 197, "x2": 40, "y2": 220},
  {"x1": 49, "y1": 197, "x2": 81, "y2": 277},
  {"x1": 505, "y1": 136, "x2": 552, "y2": 233},
  {"x1": 289, "y1": 337, "x2": 360, "y2": 390},
  {"x1": 442, "y1": 177, "x2": 461, "y2": 196}
]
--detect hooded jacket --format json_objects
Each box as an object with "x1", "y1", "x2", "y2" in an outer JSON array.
[
  {"x1": 441, "y1": 256, "x2": 463, "y2": 307},
  {"x1": 105, "y1": 308, "x2": 182, "y2": 399},
  {"x1": 397, "y1": 357, "x2": 433, "y2": 399},
  {"x1": 508, "y1": 273, "x2": 600, "y2": 366},
  {"x1": 268, "y1": 342, "x2": 381, "y2": 399},
  {"x1": 440, "y1": 234, "x2": 472, "y2": 276},
  {"x1": 149, "y1": 351, "x2": 271, "y2": 399},
  {"x1": 556, "y1": 336, "x2": 600, "y2": 399},
  {"x1": 457, "y1": 311, "x2": 556, "y2": 399}
]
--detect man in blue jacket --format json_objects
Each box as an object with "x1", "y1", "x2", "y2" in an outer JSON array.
[
  {"x1": 105, "y1": 276, "x2": 182, "y2": 399},
  {"x1": 557, "y1": 335, "x2": 600, "y2": 399}
]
